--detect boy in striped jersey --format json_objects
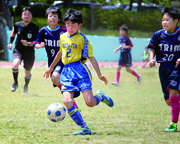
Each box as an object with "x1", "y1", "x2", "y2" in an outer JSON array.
[
  {"x1": 43, "y1": 9, "x2": 114, "y2": 135},
  {"x1": 33, "y1": 7, "x2": 80, "y2": 111}
]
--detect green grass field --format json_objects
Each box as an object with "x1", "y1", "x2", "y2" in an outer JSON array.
[{"x1": 0, "y1": 66, "x2": 180, "y2": 144}]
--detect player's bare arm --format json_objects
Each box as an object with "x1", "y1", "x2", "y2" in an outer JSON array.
[
  {"x1": 21, "y1": 40, "x2": 33, "y2": 46},
  {"x1": 122, "y1": 45, "x2": 132, "y2": 49},
  {"x1": 114, "y1": 46, "x2": 121, "y2": 53},
  {"x1": 149, "y1": 49, "x2": 156, "y2": 68},
  {"x1": 43, "y1": 51, "x2": 62, "y2": 79},
  {"x1": 89, "y1": 57, "x2": 108, "y2": 85},
  {"x1": 7, "y1": 31, "x2": 15, "y2": 50},
  {"x1": 175, "y1": 58, "x2": 180, "y2": 67},
  {"x1": 35, "y1": 42, "x2": 45, "y2": 49}
]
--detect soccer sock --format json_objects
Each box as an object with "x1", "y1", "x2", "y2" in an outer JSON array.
[
  {"x1": 68, "y1": 105, "x2": 88, "y2": 129},
  {"x1": 73, "y1": 100, "x2": 79, "y2": 109},
  {"x1": 24, "y1": 75, "x2": 31, "y2": 87},
  {"x1": 57, "y1": 84, "x2": 61, "y2": 90},
  {"x1": 116, "y1": 72, "x2": 120, "y2": 83},
  {"x1": 94, "y1": 95, "x2": 102, "y2": 105},
  {"x1": 94, "y1": 92, "x2": 105, "y2": 106},
  {"x1": 169, "y1": 96, "x2": 180, "y2": 123},
  {"x1": 12, "y1": 68, "x2": 19, "y2": 84},
  {"x1": 131, "y1": 70, "x2": 140, "y2": 78}
]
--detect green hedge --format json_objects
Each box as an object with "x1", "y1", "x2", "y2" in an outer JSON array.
[
  {"x1": 13, "y1": 6, "x2": 163, "y2": 32},
  {"x1": 84, "y1": 8, "x2": 162, "y2": 32}
]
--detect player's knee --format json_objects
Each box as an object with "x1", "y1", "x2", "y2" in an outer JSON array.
[
  {"x1": 126, "y1": 69, "x2": 131, "y2": 73},
  {"x1": 165, "y1": 99, "x2": 170, "y2": 106},
  {"x1": 85, "y1": 100, "x2": 94, "y2": 107},
  {"x1": 63, "y1": 99, "x2": 73, "y2": 106},
  {"x1": 51, "y1": 76, "x2": 59, "y2": 85},
  {"x1": 13, "y1": 64, "x2": 19, "y2": 69}
]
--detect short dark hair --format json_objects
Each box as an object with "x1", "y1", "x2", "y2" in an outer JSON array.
[
  {"x1": 119, "y1": 25, "x2": 128, "y2": 32},
  {"x1": 22, "y1": 7, "x2": 32, "y2": 14},
  {"x1": 45, "y1": 7, "x2": 62, "y2": 19},
  {"x1": 161, "y1": 7, "x2": 180, "y2": 21},
  {"x1": 62, "y1": 9, "x2": 83, "y2": 24}
]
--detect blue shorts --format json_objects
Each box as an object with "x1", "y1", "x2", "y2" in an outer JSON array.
[
  {"x1": 48, "y1": 58, "x2": 64, "y2": 87},
  {"x1": 118, "y1": 52, "x2": 132, "y2": 67},
  {"x1": 159, "y1": 62, "x2": 180, "y2": 100},
  {"x1": 60, "y1": 61, "x2": 92, "y2": 98}
]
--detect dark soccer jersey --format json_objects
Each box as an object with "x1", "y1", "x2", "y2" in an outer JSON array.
[
  {"x1": 148, "y1": 27, "x2": 180, "y2": 63},
  {"x1": 119, "y1": 35, "x2": 133, "y2": 53},
  {"x1": 33, "y1": 25, "x2": 67, "y2": 58},
  {"x1": 13, "y1": 21, "x2": 39, "y2": 52}
]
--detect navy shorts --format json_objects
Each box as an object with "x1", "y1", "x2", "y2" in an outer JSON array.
[
  {"x1": 48, "y1": 58, "x2": 64, "y2": 87},
  {"x1": 118, "y1": 52, "x2": 132, "y2": 67},
  {"x1": 60, "y1": 61, "x2": 92, "y2": 98},
  {"x1": 13, "y1": 48, "x2": 35, "y2": 70},
  {"x1": 48, "y1": 58, "x2": 64, "y2": 75},
  {"x1": 159, "y1": 62, "x2": 180, "y2": 100}
]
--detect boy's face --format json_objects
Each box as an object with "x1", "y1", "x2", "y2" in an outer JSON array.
[
  {"x1": 22, "y1": 10, "x2": 32, "y2": 23},
  {"x1": 65, "y1": 20, "x2": 82, "y2": 36},
  {"x1": 119, "y1": 29, "x2": 126, "y2": 36},
  {"x1": 47, "y1": 12, "x2": 60, "y2": 26},
  {"x1": 162, "y1": 14, "x2": 178, "y2": 33}
]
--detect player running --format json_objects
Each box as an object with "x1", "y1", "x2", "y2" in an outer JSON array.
[
  {"x1": 148, "y1": 7, "x2": 180, "y2": 132},
  {"x1": 33, "y1": 7, "x2": 80, "y2": 111},
  {"x1": 111, "y1": 25, "x2": 141, "y2": 86},
  {"x1": 43, "y1": 9, "x2": 114, "y2": 135}
]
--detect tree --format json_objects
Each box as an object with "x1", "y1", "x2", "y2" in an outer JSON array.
[
  {"x1": 129, "y1": 0, "x2": 134, "y2": 11},
  {"x1": 63, "y1": 0, "x2": 74, "y2": 8},
  {"x1": 137, "y1": 0, "x2": 142, "y2": 12},
  {"x1": 18, "y1": 0, "x2": 29, "y2": 6}
]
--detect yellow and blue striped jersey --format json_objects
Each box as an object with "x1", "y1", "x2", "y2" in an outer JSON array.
[{"x1": 60, "y1": 30, "x2": 93, "y2": 65}]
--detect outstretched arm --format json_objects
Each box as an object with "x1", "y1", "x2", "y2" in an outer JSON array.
[
  {"x1": 89, "y1": 57, "x2": 108, "y2": 85},
  {"x1": 35, "y1": 42, "x2": 45, "y2": 49},
  {"x1": 43, "y1": 51, "x2": 62, "y2": 78}
]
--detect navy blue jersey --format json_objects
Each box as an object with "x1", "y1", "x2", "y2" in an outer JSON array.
[
  {"x1": 148, "y1": 27, "x2": 180, "y2": 63},
  {"x1": 33, "y1": 25, "x2": 67, "y2": 58},
  {"x1": 119, "y1": 35, "x2": 133, "y2": 53}
]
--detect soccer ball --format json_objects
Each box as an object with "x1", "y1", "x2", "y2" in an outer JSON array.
[{"x1": 47, "y1": 103, "x2": 66, "y2": 122}]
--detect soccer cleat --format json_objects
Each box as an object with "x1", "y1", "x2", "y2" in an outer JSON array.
[
  {"x1": 11, "y1": 82, "x2": 18, "y2": 92},
  {"x1": 73, "y1": 128, "x2": 91, "y2": 135},
  {"x1": 137, "y1": 75, "x2": 142, "y2": 84},
  {"x1": 96, "y1": 90, "x2": 114, "y2": 107},
  {"x1": 165, "y1": 122, "x2": 177, "y2": 132},
  {"x1": 78, "y1": 107, "x2": 81, "y2": 112},
  {"x1": 111, "y1": 81, "x2": 119, "y2": 86},
  {"x1": 23, "y1": 85, "x2": 28, "y2": 94}
]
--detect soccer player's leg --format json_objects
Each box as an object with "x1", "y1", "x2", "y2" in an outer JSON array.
[
  {"x1": 11, "y1": 56, "x2": 21, "y2": 92},
  {"x1": 78, "y1": 71, "x2": 114, "y2": 107},
  {"x1": 82, "y1": 89, "x2": 114, "y2": 107},
  {"x1": 53, "y1": 64, "x2": 81, "y2": 112},
  {"x1": 23, "y1": 52, "x2": 34, "y2": 94},
  {"x1": 112, "y1": 59, "x2": 122, "y2": 86},
  {"x1": 96, "y1": 90, "x2": 114, "y2": 107},
  {"x1": 63, "y1": 91, "x2": 91, "y2": 135},
  {"x1": 165, "y1": 89, "x2": 180, "y2": 132}
]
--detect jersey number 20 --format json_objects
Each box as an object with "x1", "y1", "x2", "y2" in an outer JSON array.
[{"x1": 162, "y1": 54, "x2": 174, "y2": 61}]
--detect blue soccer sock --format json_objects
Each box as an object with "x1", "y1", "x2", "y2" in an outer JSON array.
[
  {"x1": 94, "y1": 95, "x2": 103, "y2": 105},
  {"x1": 68, "y1": 105, "x2": 88, "y2": 129}
]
